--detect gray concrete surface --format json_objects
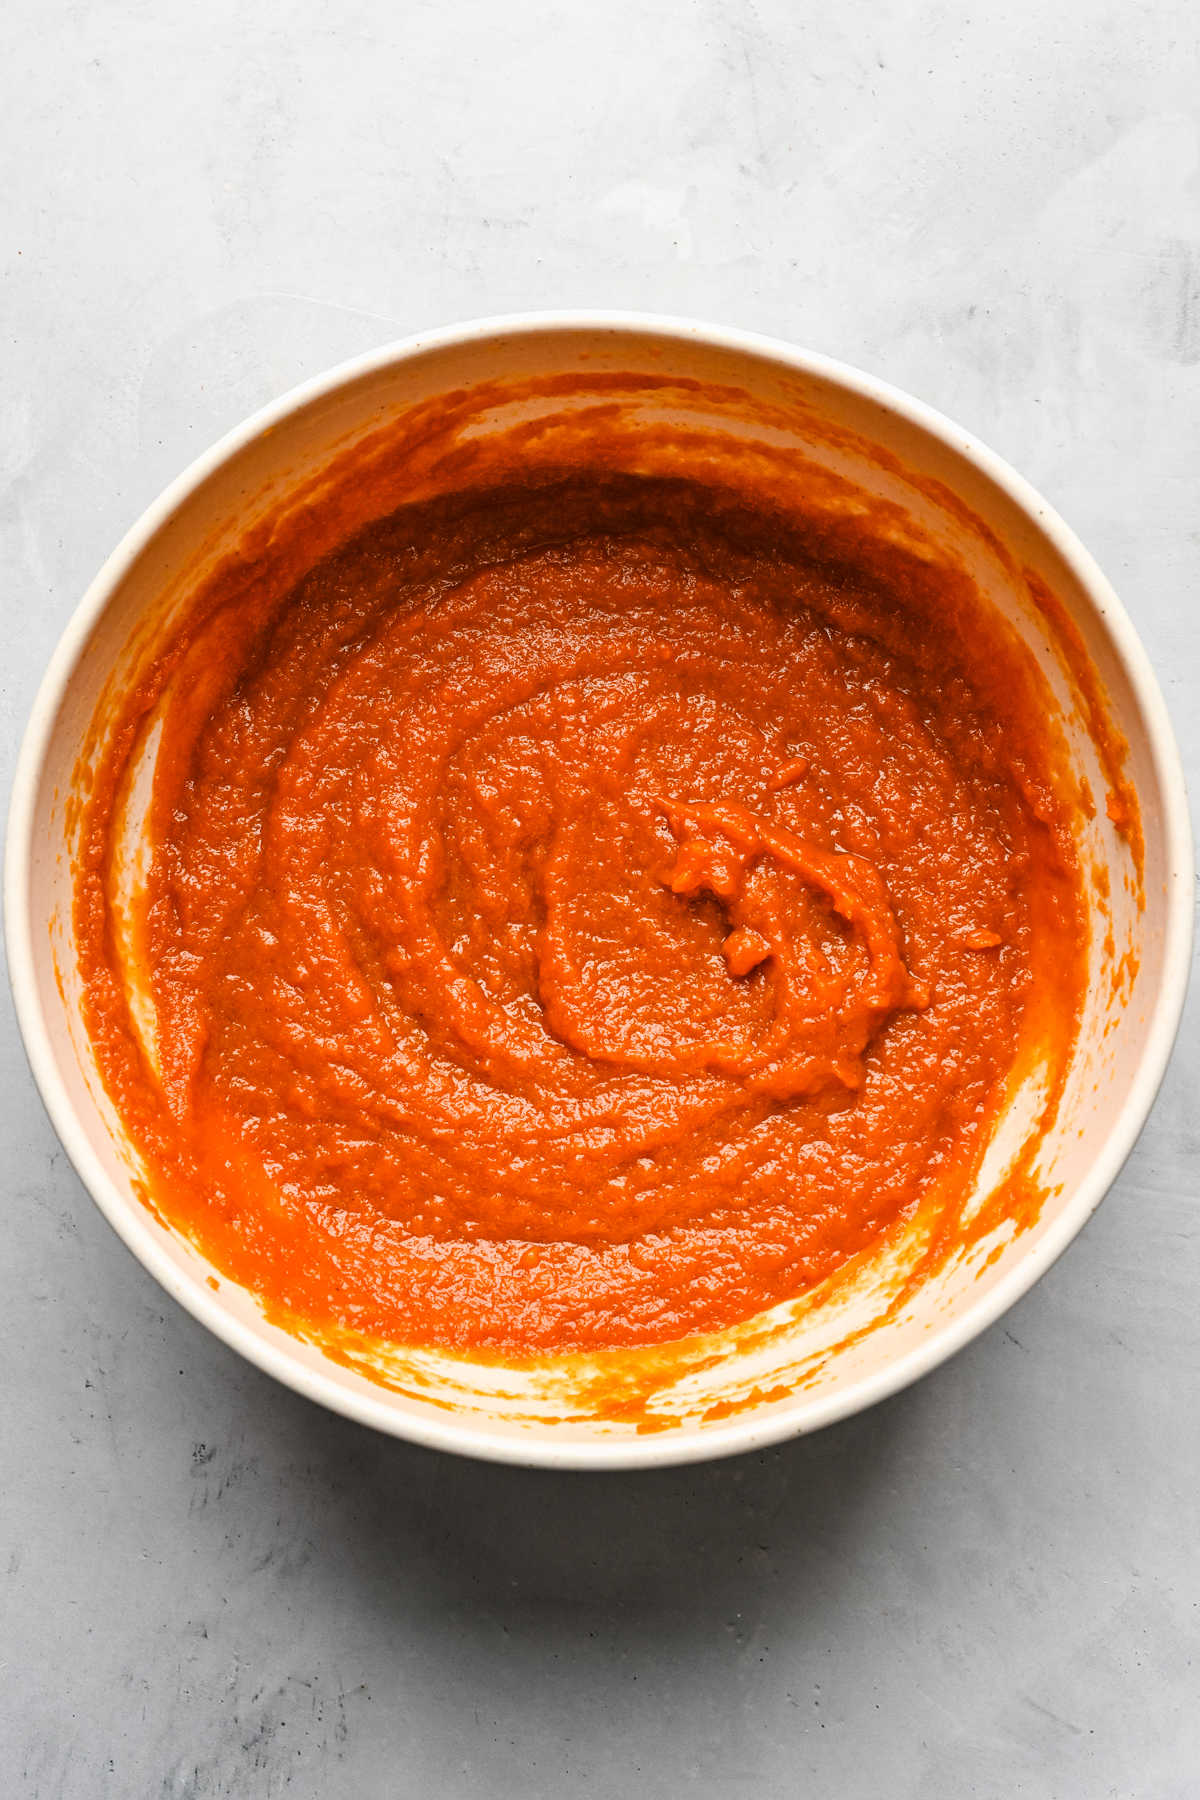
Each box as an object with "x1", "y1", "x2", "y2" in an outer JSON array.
[{"x1": 3, "y1": 3, "x2": 1198, "y2": 1795}]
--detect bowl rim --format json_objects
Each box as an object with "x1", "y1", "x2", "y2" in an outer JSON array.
[{"x1": 5, "y1": 309, "x2": 1193, "y2": 1469}]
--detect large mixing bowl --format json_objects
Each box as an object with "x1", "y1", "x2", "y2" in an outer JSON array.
[{"x1": 6, "y1": 314, "x2": 1191, "y2": 1467}]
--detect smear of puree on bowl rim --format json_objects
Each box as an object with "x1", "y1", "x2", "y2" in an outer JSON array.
[{"x1": 74, "y1": 386, "x2": 1091, "y2": 1359}]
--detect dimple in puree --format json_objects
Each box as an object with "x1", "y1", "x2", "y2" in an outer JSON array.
[{"x1": 76, "y1": 470, "x2": 1087, "y2": 1353}]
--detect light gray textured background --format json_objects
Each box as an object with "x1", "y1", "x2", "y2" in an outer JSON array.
[{"x1": 3, "y1": 4, "x2": 1198, "y2": 1796}]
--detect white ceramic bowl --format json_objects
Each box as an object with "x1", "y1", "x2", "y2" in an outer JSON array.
[{"x1": 6, "y1": 314, "x2": 1192, "y2": 1468}]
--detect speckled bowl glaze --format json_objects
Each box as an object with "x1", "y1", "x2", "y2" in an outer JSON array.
[{"x1": 6, "y1": 314, "x2": 1192, "y2": 1467}]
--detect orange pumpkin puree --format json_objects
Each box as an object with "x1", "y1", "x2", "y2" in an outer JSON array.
[{"x1": 75, "y1": 467, "x2": 1087, "y2": 1353}]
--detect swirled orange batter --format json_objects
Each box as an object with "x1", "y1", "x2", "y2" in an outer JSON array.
[{"x1": 76, "y1": 464, "x2": 1087, "y2": 1353}]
